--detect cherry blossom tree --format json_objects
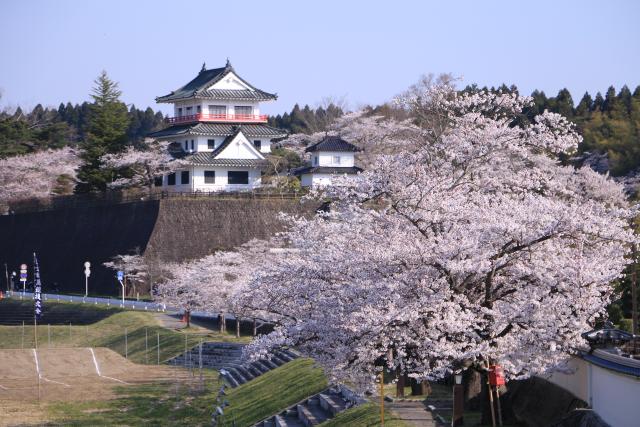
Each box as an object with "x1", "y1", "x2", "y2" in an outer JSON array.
[
  {"x1": 236, "y1": 83, "x2": 637, "y2": 390},
  {"x1": 103, "y1": 253, "x2": 150, "y2": 297},
  {"x1": 101, "y1": 139, "x2": 186, "y2": 190},
  {"x1": 0, "y1": 147, "x2": 80, "y2": 209},
  {"x1": 153, "y1": 239, "x2": 282, "y2": 331}
]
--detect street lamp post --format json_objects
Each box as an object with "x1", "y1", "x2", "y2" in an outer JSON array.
[
  {"x1": 452, "y1": 373, "x2": 464, "y2": 427},
  {"x1": 84, "y1": 261, "x2": 91, "y2": 297}
]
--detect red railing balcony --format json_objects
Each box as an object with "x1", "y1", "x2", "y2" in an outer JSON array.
[{"x1": 165, "y1": 113, "x2": 268, "y2": 124}]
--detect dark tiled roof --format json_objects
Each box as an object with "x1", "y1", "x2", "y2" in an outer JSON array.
[
  {"x1": 148, "y1": 123, "x2": 287, "y2": 139},
  {"x1": 156, "y1": 61, "x2": 277, "y2": 102},
  {"x1": 197, "y1": 89, "x2": 276, "y2": 100},
  {"x1": 170, "y1": 127, "x2": 266, "y2": 167},
  {"x1": 305, "y1": 136, "x2": 360, "y2": 153},
  {"x1": 293, "y1": 166, "x2": 363, "y2": 175}
]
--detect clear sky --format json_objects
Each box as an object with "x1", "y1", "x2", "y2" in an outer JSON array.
[{"x1": 1, "y1": 0, "x2": 638, "y2": 116}]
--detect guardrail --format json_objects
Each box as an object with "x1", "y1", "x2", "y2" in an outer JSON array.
[
  {"x1": 3, "y1": 291, "x2": 241, "y2": 322},
  {"x1": 5, "y1": 291, "x2": 167, "y2": 312}
]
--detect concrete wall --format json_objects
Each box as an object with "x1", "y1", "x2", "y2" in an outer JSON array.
[{"x1": 0, "y1": 197, "x2": 315, "y2": 296}]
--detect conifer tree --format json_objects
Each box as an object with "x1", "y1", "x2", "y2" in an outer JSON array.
[{"x1": 75, "y1": 71, "x2": 130, "y2": 192}]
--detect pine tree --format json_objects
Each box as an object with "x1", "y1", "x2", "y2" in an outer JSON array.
[
  {"x1": 575, "y1": 92, "x2": 593, "y2": 118},
  {"x1": 554, "y1": 88, "x2": 574, "y2": 119},
  {"x1": 75, "y1": 71, "x2": 130, "y2": 193}
]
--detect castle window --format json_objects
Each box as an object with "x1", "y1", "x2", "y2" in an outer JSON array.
[
  {"x1": 190, "y1": 140, "x2": 194, "y2": 151},
  {"x1": 177, "y1": 107, "x2": 182, "y2": 117},
  {"x1": 181, "y1": 170, "x2": 190, "y2": 185},
  {"x1": 253, "y1": 140, "x2": 261, "y2": 150},
  {"x1": 333, "y1": 156, "x2": 341, "y2": 164},
  {"x1": 184, "y1": 140, "x2": 188, "y2": 151},
  {"x1": 235, "y1": 106, "x2": 252, "y2": 117},
  {"x1": 186, "y1": 106, "x2": 193, "y2": 116},
  {"x1": 207, "y1": 139, "x2": 215, "y2": 149},
  {"x1": 228, "y1": 171, "x2": 249, "y2": 185},
  {"x1": 204, "y1": 170, "x2": 215, "y2": 184},
  {"x1": 154, "y1": 176, "x2": 163, "y2": 187},
  {"x1": 209, "y1": 105, "x2": 225, "y2": 116},
  {"x1": 313, "y1": 156, "x2": 318, "y2": 166},
  {"x1": 196, "y1": 105, "x2": 201, "y2": 114},
  {"x1": 167, "y1": 173, "x2": 176, "y2": 186}
]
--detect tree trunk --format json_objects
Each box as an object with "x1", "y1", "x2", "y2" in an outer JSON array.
[
  {"x1": 252, "y1": 318, "x2": 257, "y2": 336},
  {"x1": 396, "y1": 368, "x2": 405, "y2": 398},
  {"x1": 236, "y1": 317, "x2": 241, "y2": 338},
  {"x1": 464, "y1": 369, "x2": 483, "y2": 410},
  {"x1": 185, "y1": 310, "x2": 190, "y2": 328},
  {"x1": 410, "y1": 377, "x2": 430, "y2": 396},
  {"x1": 219, "y1": 313, "x2": 225, "y2": 333}
]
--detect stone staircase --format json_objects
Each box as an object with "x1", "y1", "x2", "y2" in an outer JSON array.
[
  {"x1": 254, "y1": 386, "x2": 359, "y2": 427},
  {"x1": 166, "y1": 342, "x2": 299, "y2": 387},
  {"x1": 167, "y1": 342, "x2": 245, "y2": 369},
  {"x1": 220, "y1": 348, "x2": 299, "y2": 388}
]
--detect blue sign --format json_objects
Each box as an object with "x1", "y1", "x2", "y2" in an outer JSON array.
[
  {"x1": 117, "y1": 271, "x2": 124, "y2": 281},
  {"x1": 33, "y1": 253, "x2": 43, "y2": 320},
  {"x1": 20, "y1": 272, "x2": 27, "y2": 280}
]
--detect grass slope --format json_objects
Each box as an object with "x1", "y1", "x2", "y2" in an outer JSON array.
[
  {"x1": 224, "y1": 358, "x2": 328, "y2": 426},
  {"x1": 0, "y1": 299, "x2": 248, "y2": 363}
]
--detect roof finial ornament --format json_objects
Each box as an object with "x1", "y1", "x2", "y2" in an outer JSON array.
[
  {"x1": 200, "y1": 62, "x2": 206, "y2": 73},
  {"x1": 226, "y1": 57, "x2": 232, "y2": 69}
]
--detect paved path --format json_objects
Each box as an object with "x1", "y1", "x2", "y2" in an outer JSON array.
[
  {"x1": 387, "y1": 401, "x2": 437, "y2": 427},
  {"x1": 154, "y1": 312, "x2": 185, "y2": 330}
]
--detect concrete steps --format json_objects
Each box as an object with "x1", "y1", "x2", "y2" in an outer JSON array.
[
  {"x1": 254, "y1": 386, "x2": 358, "y2": 427},
  {"x1": 167, "y1": 342, "x2": 245, "y2": 370},
  {"x1": 220, "y1": 348, "x2": 299, "y2": 388},
  {"x1": 167, "y1": 342, "x2": 300, "y2": 387}
]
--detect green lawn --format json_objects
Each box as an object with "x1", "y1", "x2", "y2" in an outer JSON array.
[
  {"x1": 44, "y1": 358, "x2": 329, "y2": 426},
  {"x1": 47, "y1": 375, "x2": 221, "y2": 426},
  {"x1": 319, "y1": 402, "x2": 411, "y2": 427},
  {"x1": 0, "y1": 299, "x2": 249, "y2": 363}
]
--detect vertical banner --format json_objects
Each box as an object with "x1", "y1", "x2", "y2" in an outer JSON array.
[{"x1": 33, "y1": 253, "x2": 43, "y2": 320}]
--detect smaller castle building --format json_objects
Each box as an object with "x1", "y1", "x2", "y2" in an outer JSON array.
[{"x1": 294, "y1": 136, "x2": 362, "y2": 187}]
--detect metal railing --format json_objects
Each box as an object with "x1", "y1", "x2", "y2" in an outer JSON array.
[{"x1": 165, "y1": 113, "x2": 268, "y2": 124}]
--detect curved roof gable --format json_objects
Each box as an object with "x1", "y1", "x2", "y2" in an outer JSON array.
[{"x1": 156, "y1": 60, "x2": 277, "y2": 103}]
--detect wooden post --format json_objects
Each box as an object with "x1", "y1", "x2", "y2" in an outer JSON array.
[
  {"x1": 632, "y1": 245, "x2": 638, "y2": 335},
  {"x1": 486, "y1": 363, "x2": 496, "y2": 427},
  {"x1": 495, "y1": 387, "x2": 503, "y2": 426},
  {"x1": 379, "y1": 371, "x2": 385, "y2": 426},
  {"x1": 253, "y1": 318, "x2": 257, "y2": 336}
]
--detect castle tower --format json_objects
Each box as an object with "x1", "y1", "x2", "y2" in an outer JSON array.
[{"x1": 149, "y1": 60, "x2": 286, "y2": 191}]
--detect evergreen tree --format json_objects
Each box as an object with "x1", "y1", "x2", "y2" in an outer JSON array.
[
  {"x1": 554, "y1": 88, "x2": 574, "y2": 119},
  {"x1": 575, "y1": 92, "x2": 593, "y2": 118},
  {"x1": 593, "y1": 92, "x2": 605, "y2": 112},
  {"x1": 75, "y1": 71, "x2": 130, "y2": 193}
]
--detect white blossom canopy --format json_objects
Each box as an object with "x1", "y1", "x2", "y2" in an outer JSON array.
[
  {"x1": 235, "y1": 84, "x2": 637, "y2": 389},
  {"x1": 0, "y1": 147, "x2": 80, "y2": 205}
]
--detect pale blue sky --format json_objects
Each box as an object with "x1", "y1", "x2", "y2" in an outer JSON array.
[{"x1": 0, "y1": 0, "x2": 638, "y2": 115}]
